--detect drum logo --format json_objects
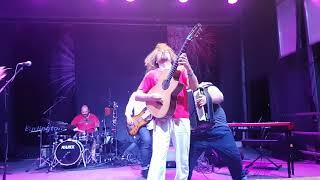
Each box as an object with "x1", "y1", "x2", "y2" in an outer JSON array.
[{"x1": 61, "y1": 145, "x2": 75, "y2": 150}]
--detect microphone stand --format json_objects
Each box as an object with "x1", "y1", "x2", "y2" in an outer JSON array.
[{"x1": 0, "y1": 65, "x2": 26, "y2": 180}]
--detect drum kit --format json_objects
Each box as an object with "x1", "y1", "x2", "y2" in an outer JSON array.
[{"x1": 27, "y1": 102, "x2": 121, "y2": 172}]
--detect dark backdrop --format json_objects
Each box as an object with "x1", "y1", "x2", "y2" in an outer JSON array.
[
  {"x1": 0, "y1": 23, "x2": 242, "y2": 159},
  {"x1": 73, "y1": 24, "x2": 167, "y2": 141},
  {"x1": 3, "y1": 0, "x2": 318, "y2": 161}
]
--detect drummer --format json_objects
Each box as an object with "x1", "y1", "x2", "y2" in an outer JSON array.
[{"x1": 71, "y1": 104, "x2": 100, "y2": 162}]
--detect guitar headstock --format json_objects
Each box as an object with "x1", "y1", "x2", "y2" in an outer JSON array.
[{"x1": 186, "y1": 23, "x2": 202, "y2": 41}]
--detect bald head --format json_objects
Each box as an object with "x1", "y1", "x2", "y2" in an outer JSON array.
[{"x1": 81, "y1": 105, "x2": 90, "y2": 117}]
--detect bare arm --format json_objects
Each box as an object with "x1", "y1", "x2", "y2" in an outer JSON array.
[
  {"x1": 207, "y1": 86, "x2": 224, "y2": 104},
  {"x1": 186, "y1": 70, "x2": 199, "y2": 91},
  {"x1": 177, "y1": 53, "x2": 198, "y2": 91},
  {"x1": 125, "y1": 93, "x2": 136, "y2": 120},
  {"x1": 196, "y1": 85, "x2": 224, "y2": 107},
  {"x1": 135, "y1": 89, "x2": 162, "y2": 103}
]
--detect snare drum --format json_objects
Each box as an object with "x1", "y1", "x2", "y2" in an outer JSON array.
[
  {"x1": 54, "y1": 140, "x2": 84, "y2": 166},
  {"x1": 77, "y1": 134, "x2": 89, "y2": 142},
  {"x1": 57, "y1": 135, "x2": 72, "y2": 142},
  {"x1": 73, "y1": 132, "x2": 95, "y2": 143}
]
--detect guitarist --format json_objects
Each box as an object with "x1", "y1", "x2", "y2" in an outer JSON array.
[
  {"x1": 136, "y1": 43, "x2": 199, "y2": 180},
  {"x1": 125, "y1": 90, "x2": 153, "y2": 178}
]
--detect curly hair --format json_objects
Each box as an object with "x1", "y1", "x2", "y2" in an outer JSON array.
[{"x1": 144, "y1": 43, "x2": 177, "y2": 72}]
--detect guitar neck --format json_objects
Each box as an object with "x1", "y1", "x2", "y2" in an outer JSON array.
[
  {"x1": 161, "y1": 23, "x2": 201, "y2": 90},
  {"x1": 166, "y1": 39, "x2": 190, "y2": 81}
]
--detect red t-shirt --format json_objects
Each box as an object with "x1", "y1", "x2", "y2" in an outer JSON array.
[
  {"x1": 139, "y1": 67, "x2": 189, "y2": 119},
  {"x1": 71, "y1": 113, "x2": 100, "y2": 133}
]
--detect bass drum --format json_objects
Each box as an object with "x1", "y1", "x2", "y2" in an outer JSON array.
[{"x1": 54, "y1": 140, "x2": 84, "y2": 166}]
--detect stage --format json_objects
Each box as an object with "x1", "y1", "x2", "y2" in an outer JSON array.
[
  {"x1": 2, "y1": 156, "x2": 320, "y2": 180},
  {"x1": 1, "y1": 1, "x2": 320, "y2": 180}
]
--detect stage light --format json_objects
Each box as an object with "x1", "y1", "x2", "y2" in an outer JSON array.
[
  {"x1": 179, "y1": 0, "x2": 189, "y2": 3},
  {"x1": 126, "y1": 0, "x2": 135, "y2": 2},
  {"x1": 228, "y1": 0, "x2": 238, "y2": 4},
  {"x1": 312, "y1": 0, "x2": 320, "y2": 7}
]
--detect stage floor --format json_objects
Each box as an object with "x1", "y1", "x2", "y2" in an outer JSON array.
[{"x1": 2, "y1": 158, "x2": 320, "y2": 180}]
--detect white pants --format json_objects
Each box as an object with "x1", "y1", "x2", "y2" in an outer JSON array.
[{"x1": 147, "y1": 118, "x2": 190, "y2": 180}]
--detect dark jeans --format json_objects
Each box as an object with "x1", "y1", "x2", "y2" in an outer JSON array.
[
  {"x1": 188, "y1": 126, "x2": 246, "y2": 180},
  {"x1": 135, "y1": 126, "x2": 152, "y2": 168}
]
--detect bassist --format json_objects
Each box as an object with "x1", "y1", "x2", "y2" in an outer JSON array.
[{"x1": 125, "y1": 91, "x2": 153, "y2": 178}]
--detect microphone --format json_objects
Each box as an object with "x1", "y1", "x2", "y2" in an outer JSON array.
[{"x1": 18, "y1": 61, "x2": 32, "y2": 67}]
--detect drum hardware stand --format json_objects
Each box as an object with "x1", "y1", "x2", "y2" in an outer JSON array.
[
  {"x1": 25, "y1": 130, "x2": 52, "y2": 172},
  {"x1": 47, "y1": 151, "x2": 69, "y2": 172},
  {"x1": 46, "y1": 151, "x2": 59, "y2": 173},
  {"x1": 80, "y1": 139, "x2": 95, "y2": 167},
  {"x1": 83, "y1": 148, "x2": 96, "y2": 166},
  {"x1": 80, "y1": 147, "x2": 88, "y2": 168},
  {"x1": 112, "y1": 101, "x2": 119, "y2": 157},
  {"x1": 102, "y1": 102, "x2": 121, "y2": 165},
  {"x1": 45, "y1": 134, "x2": 61, "y2": 172},
  {"x1": 96, "y1": 117, "x2": 108, "y2": 164}
]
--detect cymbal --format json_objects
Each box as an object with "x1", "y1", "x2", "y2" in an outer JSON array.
[
  {"x1": 41, "y1": 118, "x2": 68, "y2": 126},
  {"x1": 66, "y1": 124, "x2": 76, "y2": 130},
  {"x1": 48, "y1": 130, "x2": 67, "y2": 136},
  {"x1": 40, "y1": 118, "x2": 50, "y2": 123},
  {"x1": 57, "y1": 121, "x2": 67, "y2": 125}
]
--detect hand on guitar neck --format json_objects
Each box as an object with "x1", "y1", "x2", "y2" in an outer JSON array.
[
  {"x1": 178, "y1": 53, "x2": 192, "y2": 74},
  {"x1": 126, "y1": 117, "x2": 134, "y2": 126}
]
